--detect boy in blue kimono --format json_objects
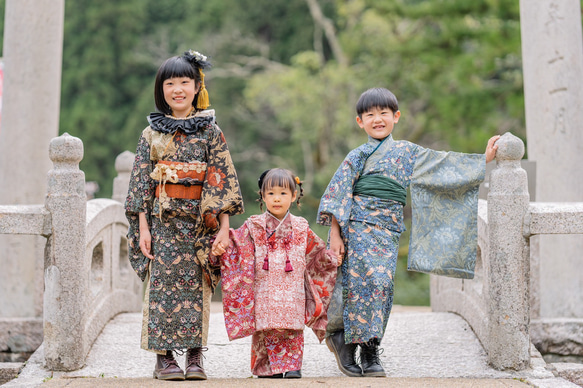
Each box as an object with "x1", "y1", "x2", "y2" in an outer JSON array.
[{"x1": 317, "y1": 87, "x2": 499, "y2": 377}]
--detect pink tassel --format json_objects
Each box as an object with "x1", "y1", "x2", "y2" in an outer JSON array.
[
  {"x1": 285, "y1": 258, "x2": 293, "y2": 272},
  {"x1": 263, "y1": 256, "x2": 269, "y2": 270}
]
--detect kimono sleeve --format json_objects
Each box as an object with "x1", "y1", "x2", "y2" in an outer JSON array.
[
  {"x1": 220, "y1": 222, "x2": 256, "y2": 340},
  {"x1": 124, "y1": 131, "x2": 156, "y2": 282},
  {"x1": 304, "y1": 228, "x2": 337, "y2": 342},
  {"x1": 199, "y1": 125, "x2": 244, "y2": 232},
  {"x1": 408, "y1": 148, "x2": 486, "y2": 279},
  {"x1": 317, "y1": 146, "x2": 370, "y2": 228}
]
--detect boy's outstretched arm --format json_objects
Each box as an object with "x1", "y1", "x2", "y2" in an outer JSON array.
[
  {"x1": 330, "y1": 216, "x2": 344, "y2": 266},
  {"x1": 485, "y1": 135, "x2": 501, "y2": 163}
]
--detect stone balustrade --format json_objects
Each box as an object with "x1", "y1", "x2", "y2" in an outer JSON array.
[
  {"x1": 0, "y1": 133, "x2": 141, "y2": 371},
  {"x1": 431, "y1": 132, "x2": 583, "y2": 371}
]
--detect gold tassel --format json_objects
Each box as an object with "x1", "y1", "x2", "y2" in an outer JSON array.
[{"x1": 196, "y1": 68, "x2": 210, "y2": 109}]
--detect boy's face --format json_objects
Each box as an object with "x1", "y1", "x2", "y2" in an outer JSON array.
[{"x1": 356, "y1": 106, "x2": 401, "y2": 140}]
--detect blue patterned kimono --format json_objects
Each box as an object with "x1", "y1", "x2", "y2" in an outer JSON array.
[{"x1": 317, "y1": 135, "x2": 485, "y2": 344}]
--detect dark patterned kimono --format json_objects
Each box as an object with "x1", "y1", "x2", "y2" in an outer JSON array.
[
  {"x1": 318, "y1": 135, "x2": 485, "y2": 344},
  {"x1": 125, "y1": 109, "x2": 243, "y2": 353}
]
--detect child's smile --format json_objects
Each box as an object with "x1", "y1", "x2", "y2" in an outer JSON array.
[{"x1": 356, "y1": 106, "x2": 401, "y2": 140}]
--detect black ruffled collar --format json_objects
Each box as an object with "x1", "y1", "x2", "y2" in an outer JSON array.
[{"x1": 147, "y1": 111, "x2": 215, "y2": 135}]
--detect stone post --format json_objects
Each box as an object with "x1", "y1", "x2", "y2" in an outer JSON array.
[
  {"x1": 520, "y1": 0, "x2": 583, "y2": 321},
  {"x1": 43, "y1": 134, "x2": 87, "y2": 371},
  {"x1": 0, "y1": 0, "x2": 65, "y2": 319},
  {"x1": 486, "y1": 133, "x2": 530, "y2": 370},
  {"x1": 112, "y1": 151, "x2": 135, "y2": 203}
]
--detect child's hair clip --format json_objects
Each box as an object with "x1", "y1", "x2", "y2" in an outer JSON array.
[
  {"x1": 258, "y1": 169, "x2": 271, "y2": 190},
  {"x1": 183, "y1": 49, "x2": 211, "y2": 70},
  {"x1": 294, "y1": 176, "x2": 301, "y2": 185}
]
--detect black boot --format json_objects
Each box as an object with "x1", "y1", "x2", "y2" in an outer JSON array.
[
  {"x1": 325, "y1": 331, "x2": 362, "y2": 377},
  {"x1": 360, "y1": 339, "x2": 386, "y2": 377},
  {"x1": 284, "y1": 369, "x2": 302, "y2": 378}
]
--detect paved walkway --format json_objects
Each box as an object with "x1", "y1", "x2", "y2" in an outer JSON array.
[{"x1": 4, "y1": 305, "x2": 578, "y2": 387}]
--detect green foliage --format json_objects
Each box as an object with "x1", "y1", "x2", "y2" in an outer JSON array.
[
  {"x1": 338, "y1": 0, "x2": 525, "y2": 153},
  {"x1": 0, "y1": 0, "x2": 544, "y2": 305}
]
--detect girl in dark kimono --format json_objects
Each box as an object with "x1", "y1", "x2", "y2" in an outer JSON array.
[{"x1": 125, "y1": 50, "x2": 244, "y2": 381}]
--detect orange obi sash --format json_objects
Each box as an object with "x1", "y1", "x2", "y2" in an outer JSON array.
[{"x1": 151, "y1": 160, "x2": 207, "y2": 200}]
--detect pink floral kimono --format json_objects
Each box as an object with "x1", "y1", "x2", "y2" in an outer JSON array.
[{"x1": 214, "y1": 212, "x2": 337, "y2": 376}]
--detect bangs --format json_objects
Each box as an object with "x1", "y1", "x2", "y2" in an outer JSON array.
[
  {"x1": 158, "y1": 57, "x2": 197, "y2": 81},
  {"x1": 356, "y1": 88, "x2": 399, "y2": 116},
  {"x1": 261, "y1": 169, "x2": 296, "y2": 192}
]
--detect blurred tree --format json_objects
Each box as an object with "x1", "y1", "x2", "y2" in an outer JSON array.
[{"x1": 0, "y1": 0, "x2": 542, "y2": 304}]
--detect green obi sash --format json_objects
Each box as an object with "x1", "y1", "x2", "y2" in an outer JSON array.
[{"x1": 353, "y1": 174, "x2": 407, "y2": 205}]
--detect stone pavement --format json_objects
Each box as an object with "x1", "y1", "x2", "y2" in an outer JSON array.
[{"x1": 3, "y1": 304, "x2": 578, "y2": 387}]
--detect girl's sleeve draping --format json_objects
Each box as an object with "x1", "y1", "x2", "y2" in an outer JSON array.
[
  {"x1": 198, "y1": 125, "x2": 244, "y2": 232},
  {"x1": 125, "y1": 132, "x2": 156, "y2": 281},
  {"x1": 304, "y1": 228, "x2": 337, "y2": 342},
  {"x1": 219, "y1": 223, "x2": 257, "y2": 341}
]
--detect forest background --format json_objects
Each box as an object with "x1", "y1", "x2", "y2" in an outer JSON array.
[{"x1": 0, "y1": 0, "x2": 536, "y2": 305}]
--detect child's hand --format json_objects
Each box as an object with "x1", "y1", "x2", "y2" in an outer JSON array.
[
  {"x1": 139, "y1": 228, "x2": 155, "y2": 260},
  {"x1": 330, "y1": 232, "x2": 345, "y2": 267},
  {"x1": 330, "y1": 216, "x2": 344, "y2": 266},
  {"x1": 211, "y1": 228, "x2": 229, "y2": 257},
  {"x1": 485, "y1": 135, "x2": 501, "y2": 163}
]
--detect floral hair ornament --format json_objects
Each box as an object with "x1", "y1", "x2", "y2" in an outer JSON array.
[
  {"x1": 183, "y1": 50, "x2": 211, "y2": 110},
  {"x1": 294, "y1": 176, "x2": 301, "y2": 185}
]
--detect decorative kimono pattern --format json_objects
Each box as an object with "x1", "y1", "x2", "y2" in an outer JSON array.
[
  {"x1": 318, "y1": 135, "x2": 485, "y2": 344},
  {"x1": 215, "y1": 212, "x2": 337, "y2": 375},
  {"x1": 125, "y1": 109, "x2": 243, "y2": 352}
]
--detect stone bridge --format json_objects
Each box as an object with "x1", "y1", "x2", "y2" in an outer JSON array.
[
  {"x1": 1, "y1": 132, "x2": 582, "y2": 386},
  {"x1": 1, "y1": 0, "x2": 583, "y2": 386}
]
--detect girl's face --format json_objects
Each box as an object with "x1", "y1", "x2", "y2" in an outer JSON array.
[
  {"x1": 263, "y1": 185, "x2": 297, "y2": 220},
  {"x1": 163, "y1": 76, "x2": 199, "y2": 117}
]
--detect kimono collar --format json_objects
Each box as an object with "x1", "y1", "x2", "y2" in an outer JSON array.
[
  {"x1": 367, "y1": 134, "x2": 394, "y2": 151},
  {"x1": 364, "y1": 135, "x2": 394, "y2": 169},
  {"x1": 265, "y1": 211, "x2": 290, "y2": 232},
  {"x1": 147, "y1": 109, "x2": 216, "y2": 135}
]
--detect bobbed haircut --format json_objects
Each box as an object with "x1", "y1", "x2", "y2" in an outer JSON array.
[
  {"x1": 154, "y1": 56, "x2": 202, "y2": 115},
  {"x1": 356, "y1": 87, "x2": 399, "y2": 118}
]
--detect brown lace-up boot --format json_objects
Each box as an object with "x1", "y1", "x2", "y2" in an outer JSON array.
[
  {"x1": 185, "y1": 347, "x2": 207, "y2": 380},
  {"x1": 153, "y1": 351, "x2": 185, "y2": 380}
]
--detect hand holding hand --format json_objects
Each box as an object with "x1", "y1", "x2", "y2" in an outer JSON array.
[
  {"x1": 211, "y1": 228, "x2": 229, "y2": 257},
  {"x1": 330, "y1": 216, "x2": 344, "y2": 266},
  {"x1": 330, "y1": 232, "x2": 345, "y2": 267}
]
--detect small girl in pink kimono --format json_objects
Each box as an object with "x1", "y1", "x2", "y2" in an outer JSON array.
[{"x1": 211, "y1": 168, "x2": 339, "y2": 379}]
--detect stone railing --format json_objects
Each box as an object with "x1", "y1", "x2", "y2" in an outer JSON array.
[
  {"x1": 431, "y1": 132, "x2": 583, "y2": 371},
  {"x1": 0, "y1": 133, "x2": 141, "y2": 371}
]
